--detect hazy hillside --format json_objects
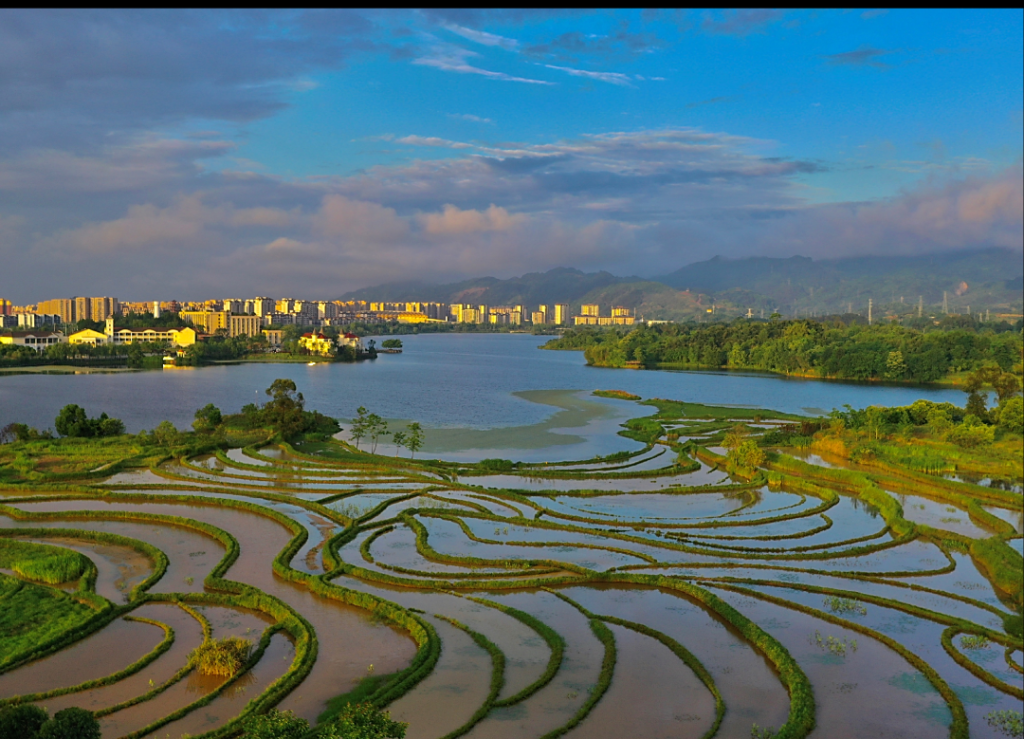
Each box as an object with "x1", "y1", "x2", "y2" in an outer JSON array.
[
  {"x1": 658, "y1": 248, "x2": 1023, "y2": 316},
  {"x1": 340, "y1": 267, "x2": 634, "y2": 306},
  {"x1": 341, "y1": 249, "x2": 1022, "y2": 320}
]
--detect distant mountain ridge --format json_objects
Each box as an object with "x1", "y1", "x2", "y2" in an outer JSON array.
[
  {"x1": 340, "y1": 267, "x2": 637, "y2": 307},
  {"x1": 340, "y1": 249, "x2": 1023, "y2": 319}
]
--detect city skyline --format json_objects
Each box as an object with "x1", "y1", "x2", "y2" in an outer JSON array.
[{"x1": 0, "y1": 9, "x2": 1021, "y2": 302}]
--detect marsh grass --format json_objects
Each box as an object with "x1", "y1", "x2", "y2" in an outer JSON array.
[
  {"x1": 0, "y1": 539, "x2": 88, "y2": 584},
  {"x1": 188, "y1": 636, "x2": 253, "y2": 677}
]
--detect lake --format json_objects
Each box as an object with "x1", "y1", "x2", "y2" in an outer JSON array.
[{"x1": 0, "y1": 333, "x2": 964, "y2": 460}]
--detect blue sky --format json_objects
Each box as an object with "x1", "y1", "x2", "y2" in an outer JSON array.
[{"x1": 0, "y1": 9, "x2": 1021, "y2": 300}]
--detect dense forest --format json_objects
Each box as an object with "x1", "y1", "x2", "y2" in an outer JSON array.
[{"x1": 545, "y1": 316, "x2": 1024, "y2": 383}]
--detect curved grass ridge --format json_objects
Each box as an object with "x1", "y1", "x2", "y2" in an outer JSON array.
[{"x1": 1, "y1": 391, "x2": 1019, "y2": 739}]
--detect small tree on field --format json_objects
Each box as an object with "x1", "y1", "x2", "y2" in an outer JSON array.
[
  {"x1": 350, "y1": 407, "x2": 370, "y2": 450},
  {"x1": 192, "y1": 403, "x2": 223, "y2": 433},
  {"x1": 406, "y1": 422, "x2": 424, "y2": 459},
  {"x1": 392, "y1": 431, "x2": 406, "y2": 456},
  {"x1": 367, "y1": 414, "x2": 389, "y2": 454}
]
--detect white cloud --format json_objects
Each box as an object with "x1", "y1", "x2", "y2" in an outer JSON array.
[
  {"x1": 397, "y1": 135, "x2": 474, "y2": 149},
  {"x1": 442, "y1": 23, "x2": 518, "y2": 50},
  {"x1": 545, "y1": 64, "x2": 634, "y2": 86},
  {"x1": 418, "y1": 204, "x2": 527, "y2": 234},
  {"x1": 414, "y1": 45, "x2": 554, "y2": 85},
  {"x1": 448, "y1": 113, "x2": 494, "y2": 124}
]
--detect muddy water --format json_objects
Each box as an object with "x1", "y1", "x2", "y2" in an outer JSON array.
[
  {"x1": 465, "y1": 463, "x2": 730, "y2": 493},
  {"x1": 711, "y1": 586, "x2": 953, "y2": 739},
  {"x1": 742, "y1": 583, "x2": 1023, "y2": 739},
  {"x1": 0, "y1": 617, "x2": 164, "y2": 698},
  {"x1": 11, "y1": 499, "x2": 418, "y2": 722},
  {"x1": 387, "y1": 616, "x2": 493, "y2": 739},
  {"x1": 336, "y1": 579, "x2": 552, "y2": 703},
  {"x1": 21, "y1": 536, "x2": 153, "y2": 602},
  {"x1": 36, "y1": 603, "x2": 204, "y2": 715},
  {"x1": 420, "y1": 516, "x2": 645, "y2": 570},
  {"x1": 894, "y1": 492, "x2": 993, "y2": 539},
  {"x1": 564, "y1": 585, "x2": 789, "y2": 738},
  {"x1": 461, "y1": 590, "x2": 607, "y2": 739},
  {"x1": 563, "y1": 623, "x2": 715, "y2": 739},
  {"x1": 145, "y1": 632, "x2": 294, "y2": 739}
]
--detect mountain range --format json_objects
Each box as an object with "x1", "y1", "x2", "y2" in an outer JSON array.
[{"x1": 341, "y1": 248, "x2": 1024, "y2": 321}]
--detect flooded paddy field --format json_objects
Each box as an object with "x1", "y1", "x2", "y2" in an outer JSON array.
[{"x1": 1, "y1": 381, "x2": 1020, "y2": 738}]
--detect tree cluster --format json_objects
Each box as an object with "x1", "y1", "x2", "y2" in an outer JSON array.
[
  {"x1": 349, "y1": 407, "x2": 423, "y2": 457},
  {"x1": 0, "y1": 704, "x2": 100, "y2": 739},
  {"x1": 547, "y1": 318, "x2": 1022, "y2": 383},
  {"x1": 238, "y1": 379, "x2": 340, "y2": 441},
  {"x1": 241, "y1": 705, "x2": 406, "y2": 739},
  {"x1": 54, "y1": 404, "x2": 125, "y2": 438}
]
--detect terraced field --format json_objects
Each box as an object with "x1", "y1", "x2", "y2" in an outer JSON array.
[{"x1": 1, "y1": 395, "x2": 1021, "y2": 738}]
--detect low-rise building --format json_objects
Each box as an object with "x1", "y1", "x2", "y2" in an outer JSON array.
[
  {"x1": 0, "y1": 330, "x2": 66, "y2": 351},
  {"x1": 104, "y1": 318, "x2": 197, "y2": 347},
  {"x1": 262, "y1": 329, "x2": 284, "y2": 348},
  {"x1": 299, "y1": 332, "x2": 335, "y2": 356},
  {"x1": 68, "y1": 328, "x2": 108, "y2": 345}
]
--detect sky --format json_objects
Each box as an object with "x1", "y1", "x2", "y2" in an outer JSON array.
[{"x1": 1, "y1": 9, "x2": 1021, "y2": 302}]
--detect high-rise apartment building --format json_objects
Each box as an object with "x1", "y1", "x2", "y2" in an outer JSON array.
[
  {"x1": 37, "y1": 298, "x2": 75, "y2": 324},
  {"x1": 0, "y1": 299, "x2": 11, "y2": 316},
  {"x1": 223, "y1": 299, "x2": 244, "y2": 314},
  {"x1": 553, "y1": 304, "x2": 569, "y2": 325},
  {"x1": 253, "y1": 297, "x2": 274, "y2": 317},
  {"x1": 581, "y1": 304, "x2": 600, "y2": 317}
]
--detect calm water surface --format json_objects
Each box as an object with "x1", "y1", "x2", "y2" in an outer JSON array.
[{"x1": 0, "y1": 333, "x2": 962, "y2": 438}]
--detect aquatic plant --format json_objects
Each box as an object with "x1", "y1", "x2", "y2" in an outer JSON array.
[
  {"x1": 986, "y1": 710, "x2": 1024, "y2": 738},
  {"x1": 810, "y1": 631, "x2": 858, "y2": 657},
  {"x1": 960, "y1": 634, "x2": 991, "y2": 650},
  {"x1": 823, "y1": 596, "x2": 867, "y2": 616}
]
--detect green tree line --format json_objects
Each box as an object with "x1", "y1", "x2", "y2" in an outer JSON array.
[{"x1": 546, "y1": 318, "x2": 1023, "y2": 383}]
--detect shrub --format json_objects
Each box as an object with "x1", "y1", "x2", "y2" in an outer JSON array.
[
  {"x1": 240, "y1": 709, "x2": 310, "y2": 739},
  {"x1": 37, "y1": 707, "x2": 101, "y2": 739},
  {"x1": 997, "y1": 397, "x2": 1024, "y2": 434},
  {"x1": 479, "y1": 459, "x2": 515, "y2": 472},
  {"x1": 318, "y1": 702, "x2": 407, "y2": 739},
  {"x1": 188, "y1": 636, "x2": 253, "y2": 676},
  {"x1": 0, "y1": 704, "x2": 49, "y2": 739},
  {"x1": 53, "y1": 404, "x2": 124, "y2": 438},
  {"x1": 947, "y1": 422, "x2": 995, "y2": 448}
]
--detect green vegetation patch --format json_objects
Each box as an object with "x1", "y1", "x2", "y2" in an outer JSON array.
[
  {"x1": 0, "y1": 574, "x2": 94, "y2": 664},
  {"x1": 0, "y1": 538, "x2": 89, "y2": 584}
]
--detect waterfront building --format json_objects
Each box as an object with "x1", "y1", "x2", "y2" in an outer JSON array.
[
  {"x1": 229, "y1": 314, "x2": 261, "y2": 337},
  {"x1": 299, "y1": 332, "x2": 335, "y2": 356},
  {"x1": 104, "y1": 318, "x2": 196, "y2": 347},
  {"x1": 68, "y1": 328, "x2": 108, "y2": 345},
  {"x1": 581, "y1": 304, "x2": 600, "y2": 317},
  {"x1": 0, "y1": 330, "x2": 66, "y2": 351},
  {"x1": 553, "y1": 304, "x2": 569, "y2": 325}
]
